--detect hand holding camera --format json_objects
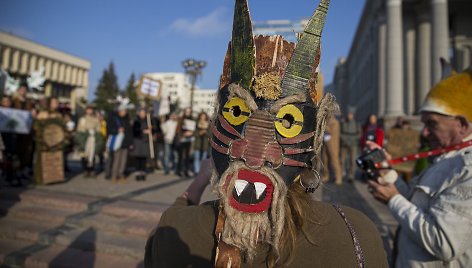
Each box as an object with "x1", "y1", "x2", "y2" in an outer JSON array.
[{"x1": 356, "y1": 141, "x2": 392, "y2": 181}]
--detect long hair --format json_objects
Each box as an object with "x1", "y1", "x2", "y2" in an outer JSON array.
[{"x1": 267, "y1": 178, "x2": 318, "y2": 267}]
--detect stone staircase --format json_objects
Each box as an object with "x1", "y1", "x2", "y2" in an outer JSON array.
[{"x1": 0, "y1": 187, "x2": 169, "y2": 268}]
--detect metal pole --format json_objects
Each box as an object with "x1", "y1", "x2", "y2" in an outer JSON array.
[{"x1": 189, "y1": 71, "x2": 196, "y2": 114}]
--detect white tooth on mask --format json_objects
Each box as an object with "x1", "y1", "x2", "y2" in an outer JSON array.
[
  {"x1": 254, "y1": 182, "x2": 267, "y2": 199},
  {"x1": 234, "y1": 180, "x2": 249, "y2": 196}
]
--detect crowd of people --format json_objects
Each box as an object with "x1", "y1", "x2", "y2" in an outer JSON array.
[
  {"x1": 321, "y1": 111, "x2": 389, "y2": 184},
  {"x1": 0, "y1": 83, "x2": 212, "y2": 185},
  {"x1": 0, "y1": 81, "x2": 76, "y2": 185}
]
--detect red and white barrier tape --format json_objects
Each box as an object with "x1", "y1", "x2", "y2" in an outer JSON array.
[{"x1": 375, "y1": 140, "x2": 472, "y2": 168}]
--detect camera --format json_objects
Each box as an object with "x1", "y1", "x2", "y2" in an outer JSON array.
[{"x1": 356, "y1": 148, "x2": 388, "y2": 180}]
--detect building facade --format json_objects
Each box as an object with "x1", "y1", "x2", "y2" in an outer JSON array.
[
  {"x1": 332, "y1": 0, "x2": 472, "y2": 121},
  {"x1": 144, "y1": 72, "x2": 194, "y2": 110},
  {"x1": 144, "y1": 72, "x2": 217, "y2": 116},
  {"x1": 192, "y1": 89, "x2": 217, "y2": 117},
  {"x1": 0, "y1": 31, "x2": 90, "y2": 113}
]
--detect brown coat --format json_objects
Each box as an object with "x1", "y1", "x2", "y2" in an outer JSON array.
[
  {"x1": 145, "y1": 197, "x2": 388, "y2": 268},
  {"x1": 322, "y1": 117, "x2": 342, "y2": 183},
  {"x1": 12, "y1": 97, "x2": 34, "y2": 111}
]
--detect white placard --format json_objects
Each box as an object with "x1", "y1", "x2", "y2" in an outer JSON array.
[
  {"x1": 183, "y1": 119, "x2": 196, "y2": 132},
  {"x1": 0, "y1": 107, "x2": 33, "y2": 134},
  {"x1": 139, "y1": 77, "x2": 162, "y2": 100}
]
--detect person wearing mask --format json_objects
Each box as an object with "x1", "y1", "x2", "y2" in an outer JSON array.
[
  {"x1": 108, "y1": 104, "x2": 133, "y2": 183},
  {"x1": 176, "y1": 108, "x2": 195, "y2": 177},
  {"x1": 145, "y1": 2, "x2": 388, "y2": 266},
  {"x1": 75, "y1": 104, "x2": 102, "y2": 178},
  {"x1": 193, "y1": 112, "x2": 210, "y2": 174},
  {"x1": 161, "y1": 113, "x2": 178, "y2": 175},
  {"x1": 340, "y1": 111, "x2": 361, "y2": 182},
  {"x1": 367, "y1": 61, "x2": 472, "y2": 267},
  {"x1": 361, "y1": 114, "x2": 384, "y2": 149},
  {"x1": 132, "y1": 108, "x2": 151, "y2": 181}
]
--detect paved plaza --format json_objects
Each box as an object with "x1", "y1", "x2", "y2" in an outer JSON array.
[{"x1": 0, "y1": 162, "x2": 397, "y2": 267}]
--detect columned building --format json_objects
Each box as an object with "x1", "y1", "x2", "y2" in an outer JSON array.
[
  {"x1": 0, "y1": 31, "x2": 90, "y2": 113},
  {"x1": 332, "y1": 0, "x2": 472, "y2": 122}
]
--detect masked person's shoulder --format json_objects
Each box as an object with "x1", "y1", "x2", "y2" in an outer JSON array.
[{"x1": 302, "y1": 201, "x2": 389, "y2": 267}]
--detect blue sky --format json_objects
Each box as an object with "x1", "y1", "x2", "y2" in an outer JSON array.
[{"x1": 0, "y1": 0, "x2": 365, "y2": 100}]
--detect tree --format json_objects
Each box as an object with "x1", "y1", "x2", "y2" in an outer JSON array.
[
  {"x1": 125, "y1": 73, "x2": 139, "y2": 108},
  {"x1": 94, "y1": 61, "x2": 119, "y2": 112}
]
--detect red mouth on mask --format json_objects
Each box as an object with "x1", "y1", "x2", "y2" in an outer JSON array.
[{"x1": 228, "y1": 169, "x2": 274, "y2": 213}]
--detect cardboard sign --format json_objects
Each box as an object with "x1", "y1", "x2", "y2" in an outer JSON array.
[
  {"x1": 0, "y1": 107, "x2": 33, "y2": 134},
  {"x1": 41, "y1": 151, "x2": 64, "y2": 184},
  {"x1": 138, "y1": 76, "x2": 162, "y2": 101},
  {"x1": 387, "y1": 129, "x2": 420, "y2": 159},
  {"x1": 386, "y1": 128, "x2": 420, "y2": 177}
]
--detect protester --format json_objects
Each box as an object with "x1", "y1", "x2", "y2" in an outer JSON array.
[
  {"x1": 193, "y1": 112, "x2": 210, "y2": 173},
  {"x1": 12, "y1": 81, "x2": 35, "y2": 180},
  {"x1": 152, "y1": 114, "x2": 164, "y2": 171},
  {"x1": 145, "y1": 1, "x2": 388, "y2": 266},
  {"x1": 340, "y1": 111, "x2": 361, "y2": 182},
  {"x1": 176, "y1": 108, "x2": 194, "y2": 177},
  {"x1": 321, "y1": 116, "x2": 343, "y2": 184},
  {"x1": 75, "y1": 104, "x2": 102, "y2": 178},
  {"x1": 104, "y1": 111, "x2": 116, "y2": 180},
  {"x1": 48, "y1": 97, "x2": 62, "y2": 119},
  {"x1": 96, "y1": 110, "x2": 107, "y2": 172},
  {"x1": 161, "y1": 113, "x2": 178, "y2": 175},
  {"x1": 361, "y1": 114, "x2": 384, "y2": 149},
  {"x1": 367, "y1": 61, "x2": 472, "y2": 267},
  {"x1": 108, "y1": 103, "x2": 133, "y2": 183},
  {"x1": 60, "y1": 102, "x2": 76, "y2": 172},
  {"x1": 392, "y1": 116, "x2": 404, "y2": 129},
  {"x1": 0, "y1": 96, "x2": 21, "y2": 185},
  {"x1": 132, "y1": 108, "x2": 151, "y2": 181}
]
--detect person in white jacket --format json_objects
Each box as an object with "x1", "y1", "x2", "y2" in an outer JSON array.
[
  {"x1": 161, "y1": 112, "x2": 178, "y2": 175},
  {"x1": 368, "y1": 61, "x2": 472, "y2": 267}
]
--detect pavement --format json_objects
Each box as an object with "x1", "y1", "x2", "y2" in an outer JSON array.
[{"x1": 0, "y1": 161, "x2": 398, "y2": 267}]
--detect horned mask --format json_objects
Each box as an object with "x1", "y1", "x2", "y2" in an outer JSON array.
[{"x1": 211, "y1": 0, "x2": 331, "y2": 213}]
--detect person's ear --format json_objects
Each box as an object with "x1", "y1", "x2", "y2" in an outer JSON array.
[{"x1": 455, "y1": 115, "x2": 471, "y2": 134}]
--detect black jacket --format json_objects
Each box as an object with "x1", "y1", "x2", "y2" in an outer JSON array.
[{"x1": 106, "y1": 111, "x2": 133, "y2": 149}]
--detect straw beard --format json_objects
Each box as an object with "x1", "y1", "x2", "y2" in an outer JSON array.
[{"x1": 212, "y1": 161, "x2": 288, "y2": 261}]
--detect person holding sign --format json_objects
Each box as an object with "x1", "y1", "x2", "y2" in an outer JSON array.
[
  {"x1": 367, "y1": 61, "x2": 472, "y2": 267},
  {"x1": 108, "y1": 102, "x2": 134, "y2": 183},
  {"x1": 132, "y1": 108, "x2": 152, "y2": 181}
]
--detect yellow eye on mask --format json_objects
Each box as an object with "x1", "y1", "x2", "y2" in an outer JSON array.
[
  {"x1": 275, "y1": 104, "x2": 303, "y2": 137},
  {"x1": 222, "y1": 97, "x2": 250, "y2": 125}
]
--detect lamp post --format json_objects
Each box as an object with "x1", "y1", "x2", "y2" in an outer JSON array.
[{"x1": 182, "y1": 59, "x2": 206, "y2": 115}]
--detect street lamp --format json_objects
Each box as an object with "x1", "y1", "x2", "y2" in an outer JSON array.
[{"x1": 182, "y1": 59, "x2": 206, "y2": 114}]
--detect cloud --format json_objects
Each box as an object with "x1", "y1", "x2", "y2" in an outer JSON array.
[
  {"x1": 168, "y1": 7, "x2": 231, "y2": 37},
  {"x1": 0, "y1": 26, "x2": 34, "y2": 39}
]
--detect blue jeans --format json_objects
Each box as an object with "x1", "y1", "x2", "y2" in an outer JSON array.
[
  {"x1": 193, "y1": 150, "x2": 208, "y2": 174},
  {"x1": 163, "y1": 143, "x2": 176, "y2": 173}
]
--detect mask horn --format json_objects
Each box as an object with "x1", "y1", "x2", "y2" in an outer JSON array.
[
  {"x1": 230, "y1": 0, "x2": 255, "y2": 90},
  {"x1": 281, "y1": 0, "x2": 329, "y2": 98},
  {"x1": 440, "y1": 57, "x2": 456, "y2": 79}
]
